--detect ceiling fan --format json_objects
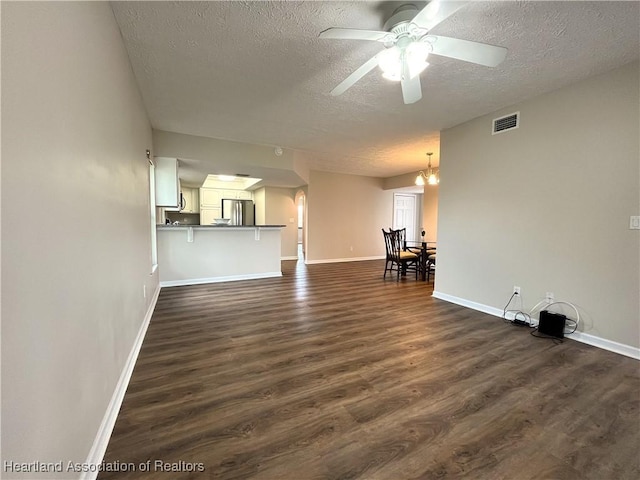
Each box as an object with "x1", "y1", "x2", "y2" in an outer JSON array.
[{"x1": 319, "y1": 1, "x2": 507, "y2": 104}]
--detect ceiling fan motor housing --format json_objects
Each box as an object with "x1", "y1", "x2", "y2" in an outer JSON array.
[{"x1": 383, "y1": 4, "x2": 420, "y2": 32}]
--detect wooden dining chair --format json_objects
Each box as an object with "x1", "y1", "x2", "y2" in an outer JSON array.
[
  {"x1": 382, "y1": 228, "x2": 419, "y2": 281},
  {"x1": 426, "y1": 252, "x2": 436, "y2": 282}
]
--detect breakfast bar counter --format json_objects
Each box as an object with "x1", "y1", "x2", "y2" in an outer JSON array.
[{"x1": 157, "y1": 225, "x2": 286, "y2": 286}]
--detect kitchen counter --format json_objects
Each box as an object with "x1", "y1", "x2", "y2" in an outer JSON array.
[
  {"x1": 157, "y1": 224, "x2": 285, "y2": 229},
  {"x1": 157, "y1": 225, "x2": 286, "y2": 286}
]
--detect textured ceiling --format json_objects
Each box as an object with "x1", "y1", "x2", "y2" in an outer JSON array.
[{"x1": 111, "y1": 1, "x2": 639, "y2": 179}]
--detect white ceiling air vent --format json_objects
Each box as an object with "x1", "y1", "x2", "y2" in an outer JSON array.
[{"x1": 492, "y1": 112, "x2": 519, "y2": 135}]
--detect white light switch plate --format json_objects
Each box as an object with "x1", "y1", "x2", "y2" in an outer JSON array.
[{"x1": 630, "y1": 216, "x2": 640, "y2": 230}]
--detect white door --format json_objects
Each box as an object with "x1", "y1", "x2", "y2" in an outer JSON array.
[{"x1": 393, "y1": 194, "x2": 417, "y2": 242}]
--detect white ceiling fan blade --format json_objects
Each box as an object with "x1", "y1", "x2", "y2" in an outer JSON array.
[
  {"x1": 411, "y1": 1, "x2": 469, "y2": 32},
  {"x1": 428, "y1": 35, "x2": 507, "y2": 67},
  {"x1": 401, "y1": 67, "x2": 422, "y2": 104},
  {"x1": 330, "y1": 53, "x2": 381, "y2": 96},
  {"x1": 319, "y1": 27, "x2": 389, "y2": 42}
]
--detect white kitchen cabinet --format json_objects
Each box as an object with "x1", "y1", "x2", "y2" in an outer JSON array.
[
  {"x1": 221, "y1": 189, "x2": 253, "y2": 200},
  {"x1": 221, "y1": 190, "x2": 237, "y2": 199},
  {"x1": 155, "y1": 157, "x2": 179, "y2": 207},
  {"x1": 200, "y1": 188, "x2": 222, "y2": 207},
  {"x1": 200, "y1": 188, "x2": 252, "y2": 223},
  {"x1": 201, "y1": 187, "x2": 253, "y2": 205},
  {"x1": 200, "y1": 207, "x2": 221, "y2": 225}
]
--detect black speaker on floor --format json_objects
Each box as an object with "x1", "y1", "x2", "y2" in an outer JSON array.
[{"x1": 538, "y1": 310, "x2": 566, "y2": 338}]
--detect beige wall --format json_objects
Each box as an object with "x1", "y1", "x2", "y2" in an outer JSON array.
[
  {"x1": 2, "y1": 2, "x2": 156, "y2": 476},
  {"x1": 152, "y1": 129, "x2": 306, "y2": 188},
  {"x1": 383, "y1": 171, "x2": 420, "y2": 189},
  {"x1": 422, "y1": 185, "x2": 439, "y2": 243},
  {"x1": 307, "y1": 170, "x2": 394, "y2": 261},
  {"x1": 264, "y1": 187, "x2": 299, "y2": 258},
  {"x1": 253, "y1": 187, "x2": 266, "y2": 225},
  {"x1": 253, "y1": 186, "x2": 298, "y2": 258},
  {"x1": 252, "y1": 186, "x2": 297, "y2": 257},
  {"x1": 437, "y1": 62, "x2": 639, "y2": 348},
  {"x1": 153, "y1": 129, "x2": 295, "y2": 168}
]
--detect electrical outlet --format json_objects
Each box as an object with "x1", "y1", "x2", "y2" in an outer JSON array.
[
  {"x1": 350, "y1": 246, "x2": 354, "y2": 252},
  {"x1": 513, "y1": 286, "x2": 521, "y2": 295},
  {"x1": 546, "y1": 292, "x2": 554, "y2": 303},
  {"x1": 630, "y1": 216, "x2": 640, "y2": 230}
]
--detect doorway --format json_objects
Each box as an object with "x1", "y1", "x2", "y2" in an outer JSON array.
[
  {"x1": 393, "y1": 193, "x2": 418, "y2": 242},
  {"x1": 296, "y1": 192, "x2": 306, "y2": 260}
]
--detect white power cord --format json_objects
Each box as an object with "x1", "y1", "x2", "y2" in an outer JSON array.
[
  {"x1": 527, "y1": 299, "x2": 552, "y2": 327},
  {"x1": 503, "y1": 293, "x2": 581, "y2": 335}
]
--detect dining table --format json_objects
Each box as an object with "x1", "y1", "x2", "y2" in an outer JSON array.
[{"x1": 406, "y1": 241, "x2": 437, "y2": 281}]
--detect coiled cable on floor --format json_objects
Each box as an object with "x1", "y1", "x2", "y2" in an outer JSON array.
[{"x1": 502, "y1": 292, "x2": 532, "y2": 326}]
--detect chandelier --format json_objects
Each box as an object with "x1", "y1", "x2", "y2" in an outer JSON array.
[{"x1": 415, "y1": 152, "x2": 439, "y2": 186}]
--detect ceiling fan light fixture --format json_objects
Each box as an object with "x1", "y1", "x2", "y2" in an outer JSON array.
[
  {"x1": 405, "y1": 42, "x2": 431, "y2": 78},
  {"x1": 320, "y1": 1, "x2": 508, "y2": 103},
  {"x1": 406, "y1": 41, "x2": 431, "y2": 78},
  {"x1": 379, "y1": 41, "x2": 430, "y2": 82},
  {"x1": 378, "y1": 46, "x2": 402, "y2": 81}
]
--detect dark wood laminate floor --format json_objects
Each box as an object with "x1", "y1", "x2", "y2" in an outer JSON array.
[{"x1": 101, "y1": 259, "x2": 640, "y2": 480}]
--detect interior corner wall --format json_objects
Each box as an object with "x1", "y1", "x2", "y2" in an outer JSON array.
[
  {"x1": 437, "y1": 61, "x2": 640, "y2": 348},
  {"x1": 307, "y1": 170, "x2": 394, "y2": 262},
  {"x1": 1, "y1": 2, "x2": 156, "y2": 477},
  {"x1": 263, "y1": 187, "x2": 298, "y2": 258}
]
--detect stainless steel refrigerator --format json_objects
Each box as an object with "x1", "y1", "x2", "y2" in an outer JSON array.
[{"x1": 221, "y1": 199, "x2": 255, "y2": 226}]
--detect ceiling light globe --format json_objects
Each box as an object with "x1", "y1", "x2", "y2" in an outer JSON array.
[
  {"x1": 407, "y1": 41, "x2": 431, "y2": 59},
  {"x1": 406, "y1": 42, "x2": 431, "y2": 79},
  {"x1": 415, "y1": 174, "x2": 425, "y2": 186},
  {"x1": 378, "y1": 46, "x2": 402, "y2": 82}
]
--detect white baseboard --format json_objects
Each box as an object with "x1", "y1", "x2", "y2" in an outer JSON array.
[
  {"x1": 432, "y1": 291, "x2": 505, "y2": 318},
  {"x1": 305, "y1": 255, "x2": 385, "y2": 265},
  {"x1": 80, "y1": 283, "x2": 161, "y2": 480},
  {"x1": 160, "y1": 271, "x2": 282, "y2": 287},
  {"x1": 568, "y1": 331, "x2": 640, "y2": 360},
  {"x1": 432, "y1": 290, "x2": 640, "y2": 360},
  {"x1": 281, "y1": 256, "x2": 299, "y2": 261}
]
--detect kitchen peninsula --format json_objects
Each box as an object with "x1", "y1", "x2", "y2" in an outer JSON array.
[{"x1": 157, "y1": 225, "x2": 286, "y2": 286}]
